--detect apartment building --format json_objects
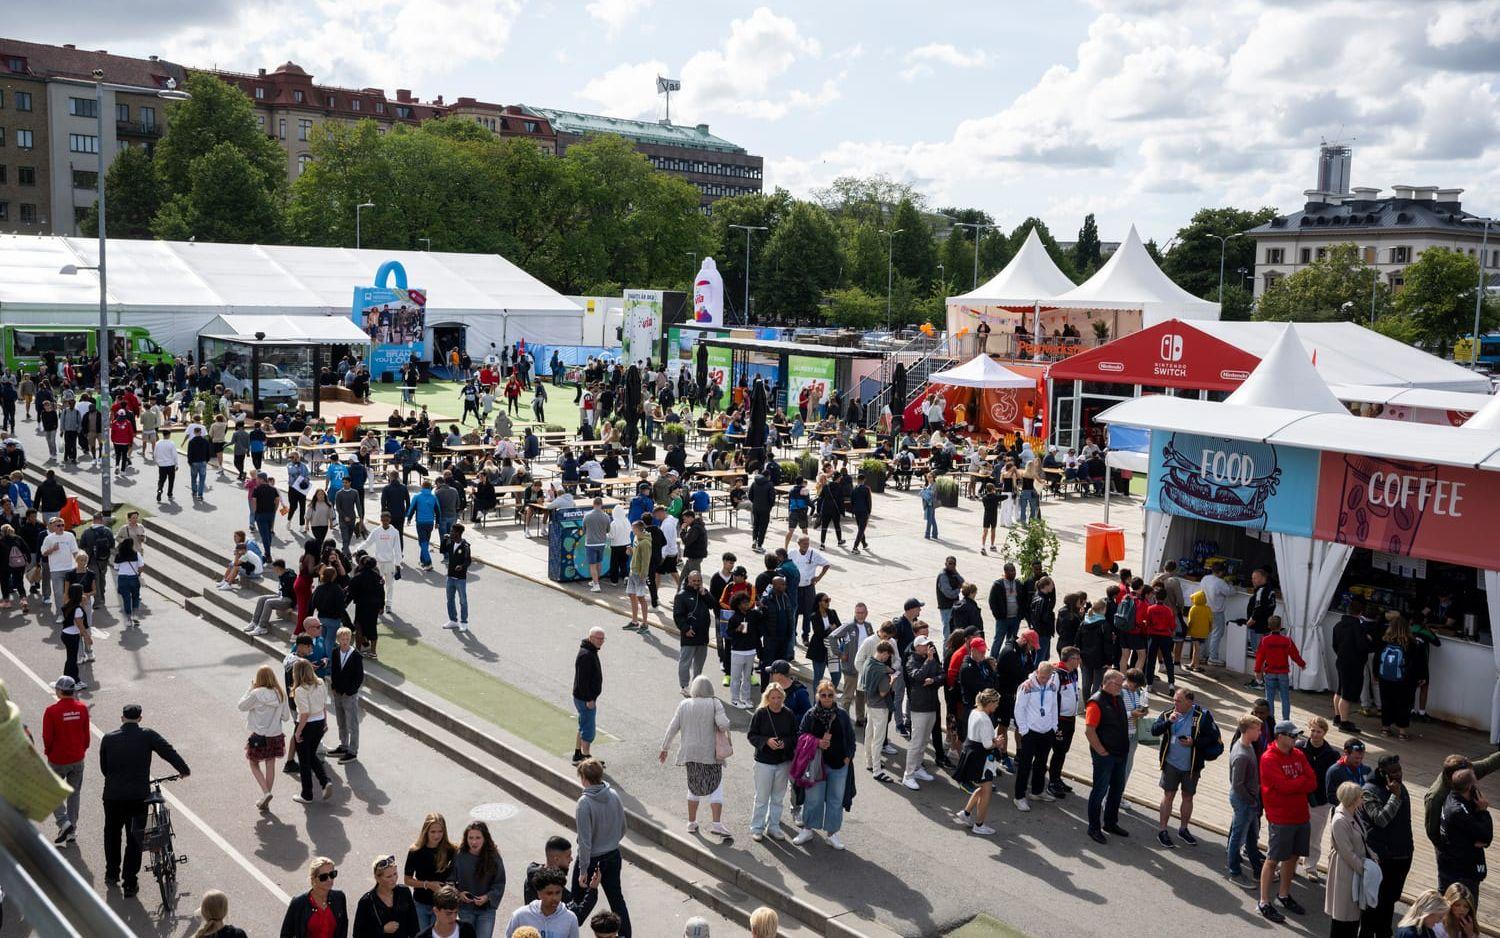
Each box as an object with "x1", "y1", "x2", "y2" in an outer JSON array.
[
  {"x1": 446, "y1": 98, "x2": 556, "y2": 153},
  {"x1": 0, "y1": 38, "x2": 186, "y2": 235}
]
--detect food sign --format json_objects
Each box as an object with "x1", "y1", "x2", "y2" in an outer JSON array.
[{"x1": 1145, "y1": 431, "x2": 1319, "y2": 536}]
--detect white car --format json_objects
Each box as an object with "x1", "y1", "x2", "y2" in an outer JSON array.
[{"x1": 220, "y1": 362, "x2": 300, "y2": 408}]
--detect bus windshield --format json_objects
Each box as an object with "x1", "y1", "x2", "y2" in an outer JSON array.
[{"x1": 14, "y1": 329, "x2": 89, "y2": 358}]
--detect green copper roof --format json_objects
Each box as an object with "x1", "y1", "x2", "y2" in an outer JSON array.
[{"x1": 522, "y1": 105, "x2": 745, "y2": 153}]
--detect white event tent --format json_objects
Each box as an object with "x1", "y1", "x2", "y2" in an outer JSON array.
[
  {"x1": 927, "y1": 354, "x2": 1034, "y2": 389},
  {"x1": 0, "y1": 235, "x2": 583, "y2": 356},
  {"x1": 945, "y1": 228, "x2": 1077, "y2": 357},
  {"x1": 1049, "y1": 225, "x2": 1220, "y2": 327}
]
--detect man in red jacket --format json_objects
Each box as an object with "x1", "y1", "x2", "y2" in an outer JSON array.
[
  {"x1": 43, "y1": 675, "x2": 91, "y2": 846},
  {"x1": 1142, "y1": 585, "x2": 1178, "y2": 690},
  {"x1": 1258, "y1": 719, "x2": 1317, "y2": 923}
]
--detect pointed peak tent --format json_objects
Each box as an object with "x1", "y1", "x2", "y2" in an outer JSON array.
[
  {"x1": 928, "y1": 354, "x2": 1034, "y2": 389},
  {"x1": 1462, "y1": 390, "x2": 1500, "y2": 431},
  {"x1": 1049, "y1": 225, "x2": 1220, "y2": 326},
  {"x1": 1224, "y1": 323, "x2": 1346, "y2": 414},
  {"x1": 949, "y1": 228, "x2": 1076, "y2": 307}
]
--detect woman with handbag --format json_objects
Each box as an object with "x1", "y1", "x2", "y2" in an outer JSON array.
[
  {"x1": 954, "y1": 688, "x2": 1003, "y2": 836},
  {"x1": 238, "y1": 664, "x2": 291, "y2": 812},
  {"x1": 792, "y1": 680, "x2": 855, "y2": 850},
  {"x1": 747, "y1": 683, "x2": 798, "y2": 841},
  {"x1": 1327, "y1": 781, "x2": 1379, "y2": 938},
  {"x1": 659, "y1": 674, "x2": 734, "y2": 839}
]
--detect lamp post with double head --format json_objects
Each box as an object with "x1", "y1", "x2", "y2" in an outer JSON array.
[
  {"x1": 880, "y1": 228, "x2": 904, "y2": 330},
  {"x1": 947, "y1": 220, "x2": 994, "y2": 290},
  {"x1": 356, "y1": 202, "x2": 375, "y2": 250},
  {"x1": 727, "y1": 225, "x2": 767, "y2": 323},
  {"x1": 1206, "y1": 231, "x2": 1245, "y2": 307}
]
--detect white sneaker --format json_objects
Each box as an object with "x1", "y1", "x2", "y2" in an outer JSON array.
[
  {"x1": 215, "y1": 581, "x2": 233, "y2": 591},
  {"x1": 791, "y1": 828, "x2": 816, "y2": 845},
  {"x1": 1037, "y1": 790, "x2": 1058, "y2": 803},
  {"x1": 710, "y1": 822, "x2": 732, "y2": 838},
  {"x1": 972, "y1": 824, "x2": 996, "y2": 835},
  {"x1": 686, "y1": 821, "x2": 699, "y2": 834},
  {"x1": 882, "y1": 744, "x2": 898, "y2": 755},
  {"x1": 766, "y1": 827, "x2": 785, "y2": 840},
  {"x1": 914, "y1": 767, "x2": 935, "y2": 782},
  {"x1": 243, "y1": 622, "x2": 258, "y2": 631},
  {"x1": 827, "y1": 833, "x2": 845, "y2": 851},
  {"x1": 954, "y1": 810, "x2": 972, "y2": 825},
  {"x1": 902, "y1": 777, "x2": 921, "y2": 791},
  {"x1": 443, "y1": 620, "x2": 460, "y2": 630},
  {"x1": 458, "y1": 624, "x2": 470, "y2": 634},
  {"x1": 1016, "y1": 798, "x2": 1031, "y2": 812},
  {"x1": 589, "y1": 583, "x2": 602, "y2": 593},
  {"x1": 750, "y1": 831, "x2": 764, "y2": 841},
  {"x1": 249, "y1": 626, "x2": 269, "y2": 636}
]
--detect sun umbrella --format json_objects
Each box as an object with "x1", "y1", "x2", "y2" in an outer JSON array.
[
  {"x1": 891, "y1": 362, "x2": 907, "y2": 413},
  {"x1": 695, "y1": 342, "x2": 708, "y2": 388},
  {"x1": 747, "y1": 377, "x2": 768, "y2": 452}
]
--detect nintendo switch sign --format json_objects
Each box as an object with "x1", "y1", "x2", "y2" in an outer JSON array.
[{"x1": 1153, "y1": 332, "x2": 1188, "y2": 378}]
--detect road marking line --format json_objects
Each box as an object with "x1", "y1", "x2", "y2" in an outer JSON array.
[{"x1": 0, "y1": 642, "x2": 292, "y2": 905}]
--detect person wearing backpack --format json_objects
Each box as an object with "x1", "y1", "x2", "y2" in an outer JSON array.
[
  {"x1": 1378, "y1": 613, "x2": 1417, "y2": 740},
  {"x1": 1150, "y1": 687, "x2": 1223, "y2": 849},
  {"x1": 1113, "y1": 579, "x2": 1145, "y2": 672},
  {"x1": 77, "y1": 512, "x2": 115, "y2": 610}
]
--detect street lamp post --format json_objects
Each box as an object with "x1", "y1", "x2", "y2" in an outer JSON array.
[
  {"x1": 936, "y1": 263, "x2": 945, "y2": 293},
  {"x1": 1465, "y1": 217, "x2": 1494, "y2": 363},
  {"x1": 685, "y1": 251, "x2": 698, "y2": 288},
  {"x1": 727, "y1": 225, "x2": 766, "y2": 323},
  {"x1": 58, "y1": 71, "x2": 189, "y2": 519},
  {"x1": 1207, "y1": 232, "x2": 1245, "y2": 306},
  {"x1": 356, "y1": 201, "x2": 375, "y2": 249},
  {"x1": 418, "y1": 237, "x2": 431, "y2": 251},
  {"x1": 880, "y1": 228, "x2": 904, "y2": 330},
  {"x1": 948, "y1": 220, "x2": 993, "y2": 289}
]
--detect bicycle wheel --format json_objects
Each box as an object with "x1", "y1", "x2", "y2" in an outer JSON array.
[{"x1": 149, "y1": 806, "x2": 178, "y2": 910}]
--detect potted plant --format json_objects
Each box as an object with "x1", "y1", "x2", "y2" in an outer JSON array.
[
  {"x1": 933, "y1": 475, "x2": 960, "y2": 508},
  {"x1": 777, "y1": 459, "x2": 801, "y2": 481},
  {"x1": 859, "y1": 458, "x2": 888, "y2": 494},
  {"x1": 1002, "y1": 518, "x2": 1061, "y2": 573},
  {"x1": 661, "y1": 422, "x2": 687, "y2": 446},
  {"x1": 1091, "y1": 319, "x2": 1110, "y2": 345},
  {"x1": 709, "y1": 432, "x2": 727, "y2": 451},
  {"x1": 796, "y1": 452, "x2": 821, "y2": 481}
]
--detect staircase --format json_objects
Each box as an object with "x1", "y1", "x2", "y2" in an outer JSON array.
[{"x1": 864, "y1": 332, "x2": 959, "y2": 424}]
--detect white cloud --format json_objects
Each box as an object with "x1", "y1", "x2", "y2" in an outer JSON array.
[
  {"x1": 577, "y1": 59, "x2": 669, "y2": 118},
  {"x1": 585, "y1": 0, "x2": 652, "y2": 33},
  {"x1": 900, "y1": 42, "x2": 992, "y2": 81}
]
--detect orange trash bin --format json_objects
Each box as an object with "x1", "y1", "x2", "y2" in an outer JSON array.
[
  {"x1": 1085, "y1": 522, "x2": 1125, "y2": 576},
  {"x1": 335, "y1": 415, "x2": 362, "y2": 442}
]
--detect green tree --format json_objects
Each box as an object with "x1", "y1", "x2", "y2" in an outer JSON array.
[
  {"x1": 710, "y1": 189, "x2": 793, "y2": 320},
  {"x1": 760, "y1": 202, "x2": 841, "y2": 320},
  {"x1": 1071, "y1": 213, "x2": 1101, "y2": 276},
  {"x1": 1395, "y1": 247, "x2": 1497, "y2": 355},
  {"x1": 286, "y1": 121, "x2": 397, "y2": 247},
  {"x1": 889, "y1": 197, "x2": 937, "y2": 291},
  {"x1": 154, "y1": 73, "x2": 286, "y2": 202},
  {"x1": 77, "y1": 146, "x2": 160, "y2": 238},
  {"x1": 1144, "y1": 238, "x2": 1164, "y2": 265},
  {"x1": 1218, "y1": 283, "x2": 1255, "y2": 322},
  {"x1": 840, "y1": 220, "x2": 887, "y2": 296},
  {"x1": 823, "y1": 286, "x2": 883, "y2": 329},
  {"x1": 812, "y1": 174, "x2": 926, "y2": 227},
  {"x1": 1161, "y1": 206, "x2": 1277, "y2": 300},
  {"x1": 151, "y1": 141, "x2": 283, "y2": 243},
  {"x1": 1255, "y1": 243, "x2": 1389, "y2": 322},
  {"x1": 1008, "y1": 217, "x2": 1078, "y2": 281}
]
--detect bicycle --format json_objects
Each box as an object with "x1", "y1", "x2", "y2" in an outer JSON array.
[{"x1": 140, "y1": 774, "x2": 188, "y2": 910}]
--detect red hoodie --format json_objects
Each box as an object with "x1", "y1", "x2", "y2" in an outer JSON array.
[
  {"x1": 1143, "y1": 602, "x2": 1177, "y2": 638},
  {"x1": 42, "y1": 696, "x2": 91, "y2": 765},
  {"x1": 1260, "y1": 743, "x2": 1316, "y2": 825},
  {"x1": 1254, "y1": 632, "x2": 1307, "y2": 676}
]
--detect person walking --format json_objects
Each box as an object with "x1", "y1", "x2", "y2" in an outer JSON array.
[
  {"x1": 454, "y1": 821, "x2": 505, "y2": 938},
  {"x1": 1226, "y1": 714, "x2": 1266, "y2": 883},
  {"x1": 40, "y1": 516, "x2": 78, "y2": 621},
  {"x1": 1327, "y1": 781, "x2": 1379, "y2": 938},
  {"x1": 78, "y1": 512, "x2": 113, "y2": 610},
  {"x1": 43, "y1": 675, "x2": 89, "y2": 847},
  {"x1": 1083, "y1": 669, "x2": 1132, "y2": 843},
  {"x1": 329, "y1": 626, "x2": 363, "y2": 764},
  {"x1": 747, "y1": 682, "x2": 798, "y2": 841},
  {"x1": 574, "y1": 758, "x2": 631, "y2": 936},
  {"x1": 1255, "y1": 615, "x2": 1306, "y2": 722},
  {"x1": 357, "y1": 514, "x2": 402, "y2": 615},
  {"x1": 354, "y1": 853, "x2": 421, "y2": 938},
  {"x1": 1151, "y1": 687, "x2": 1220, "y2": 849},
  {"x1": 582, "y1": 497, "x2": 611, "y2": 593},
  {"x1": 1258, "y1": 720, "x2": 1319, "y2": 923},
  {"x1": 791, "y1": 680, "x2": 855, "y2": 850},
  {"x1": 573, "y1": 628, "x2": 605, "y2": 764},
  {"x1": 281, "y1": 857, "x2": 350, "y2": 938},
  {"x1": 59, "y1": 584, "x2": 92, "y2": 689},
  {"x1": 99, "y1": 703, "x2": 191, "y2": 898},
  {"x1": 659, "y1": 675, "x2": 734, "y2": 839},
  {"x1": 113, "y1": 539, "x2": 145, "y2": 629},
  {"x1": 407, "y1": 480, "x2": 441, "y2": 571},
  {"x1": 919, "y1": 474, "x2": 939, "y2": 540},
  {"x1": 1362, "y1": 754, "x2": 1413, "y2": 938},
  {"x1": 405, "y1": 813, "x2": 458, "y2": 932},
  {"x1": 238, "y1": 664, "x2": 291, "y2": 812},
  {"x1": 624, "y1": 519, "x2": 652, "y2": 632},
  {"x1": 849, "y1": 472, "x2": 872, "y2": 554},
  {"x1": 443, "y1": 522, "x2": 472, "y2": 634},
  {"x1": 289, "y1": 658, "x2": 334, "y2": 805},
  {"x1": 672, "y1": 571, "x2": 713, "y2": 694}
]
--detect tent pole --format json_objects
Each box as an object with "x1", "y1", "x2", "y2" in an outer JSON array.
[
  {"x1": 1032, "y1": 302, "x2": 1041, "y2": 359},
  {"x1": 1103, "y1": 457, "x2": 1111, "y2": 524}
]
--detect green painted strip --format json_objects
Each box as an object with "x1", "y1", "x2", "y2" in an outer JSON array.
[
  {"x1": 945, "y1": 914, "x2": 1030, "y2": 938},
  {"x1": 372, "y1": 624, "x2": 611, "y2": 757}
]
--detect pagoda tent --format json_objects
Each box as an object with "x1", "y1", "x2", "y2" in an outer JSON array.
[
  {"x1": 925, "y1": 354, "x2": 1040, "y2": 436},
  {"x1": 1049, "y1": 225, "x2": 1220, "y2": 328},
  {"x1": 945, "y1": 228, "x2": 1078, "y2": 359}
]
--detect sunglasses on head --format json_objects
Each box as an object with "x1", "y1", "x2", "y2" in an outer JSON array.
[
  {"x1": 374, "y1": 855, "x2": 396, "y2": 871},
  {"x1": 317, "y1": 869, "x2": 339, "y2": 882}
]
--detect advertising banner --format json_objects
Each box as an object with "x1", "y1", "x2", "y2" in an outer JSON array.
[
  {"x1": 352, "y1": 260, "x2": 426, "y2": 380},
  {"x1": 692, "y1": 258, "x2": 724, "y2": 327},
  {"x1": 1312, "y1": 453, "x2": 1498, "y2": 569},
  {"x1": 1145, "y1": 430, "x2": 1320, "y2": 536},
  {"x1": 621, "y1": 289, "x2": 663, "y2": 365},
  {"x1": 786, "y1": 354, "x2": 835, "y2": 417},
  {"x1": 548, "y1": 507, "x2": 611, "y2": 582},
  {"x1": 705, "y1": 344, "x2": 733, "y2": 395}
]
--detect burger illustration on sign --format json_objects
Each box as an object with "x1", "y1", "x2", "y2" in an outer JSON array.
[{"x1": 1159, "y1": 434, "x2": 1282, "y2": 527}]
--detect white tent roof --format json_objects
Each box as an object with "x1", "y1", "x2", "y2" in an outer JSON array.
[
  {"x1": 948, "y1": 228, "x2": 1076, "y2": 306},
  {"x1": 1464, "y1": 393, "x2": 1500, "y2": 432},
  {"x1": 1049, "y1": 225, "x2": 1220, "y2": 325},
  {"x1": 1192, "y1": 321, "x2": 1489, "y2": 392},
  {"x1": 1225, "y1": 324, "x2": 1346, "y2": 414},
  {"x1": 928, "y1": 354, "x2": 1034, "y2": 389},
  {"x1": 201, "y1": 314, "x2": 371, "y2": 345},
  {"x1": 1327, "y1": 384, "x2": 1494, "y2": 412}
]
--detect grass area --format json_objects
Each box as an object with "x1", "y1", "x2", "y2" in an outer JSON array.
[
  {"x1": 368, "y1": 378, "x2": 587, "y2": 429},
  {"x1": 945, "y1": 915, "x2": 1031, "y2": 938},
  {"x1": 373, "y1": 621, "x2": 610, "y2": 757}
]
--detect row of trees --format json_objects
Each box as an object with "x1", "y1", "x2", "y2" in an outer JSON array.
[{"x1": 85, "y1": 75, "x2": 1492, "y2": 348}]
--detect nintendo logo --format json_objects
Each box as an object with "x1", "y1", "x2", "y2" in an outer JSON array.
[
  {"x1": 1159, "y1": 333, "x2": 1184, "y2": 362},
  {"x1": 1220, "y1": 369, "x2": 1250, "y2": 381},
  {"x1": 1097, "y1": 361, "x2": 1125, "y2": 373}
]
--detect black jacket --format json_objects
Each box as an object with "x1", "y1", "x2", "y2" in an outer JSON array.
[
  {"x1": 573, "y1": 639, "x2": 603, "y2": 701},
  {"x1": 347, "y1": 567, "x2": 385, "y2": 626},
  {"x1": 1331, "y1": 614, "x2": 1369, "y2": 667},
  {"x1": 34, "y1": 478, "x2": 67, "y2": 513},
  {"x1": 904, "y1": 652, "x2": 942, "y2": 713},
  {"x1": 747, "y1": 475, "x2": 775, "y2": 513},
  {"x1": 187, "y1": 435, "x2": 212, "y2": 464},
  {"x1": 352, "y1": 885, "x2": 419, "y2": 938},
  {"x1": 98, "y1": 722, "x2": 190, "y2": 801},
  {"x1": 994, "y1": 639, "x2": 1037, "y2": 696},
  {"x1": 1362, "y1": 778, "x2": 1414, "y2": 862},
  {"x1": 417, "y1": 924, "x2": 474, "y2": 938},
  {"x1": 673, "y1": 587, "x2": 712, "y2": 646},
  {"x1": 679, "y1": 520, "x2": 708, "y2": 560},
  {"x1": 280, "y1": 890, "x2": 349, "y2": 938},
  {"x1": 950, "y1": 597, "x2": 983, "y2": 636},
  {"x1": 380, "y1": 481, "x2": 410, "y2": 524},
  {"x1": 748, "y1": 705, "x2": 799, "y2": 765},
  {"x1": 312, "y1": 581, "x2": 347, "y2": 619},
  {"x1": 1028, "y1": 591, "x2": 1056, "y2": 638},
  {"x1": 1439, "y1": 791, "x2": 1493, "y2": 883},
  {"x1": 958, "y1": 655, "x2": 996, "y2": 708},
  {"x1": 330, "y1": 646, "x2": 364, "y2": 696},
  {"x1": 849, "y1": 483, "x2": 872, "y2": 518},
  {"x1": 987, "y1": 577, "x2": 1023, "y2": 624}
]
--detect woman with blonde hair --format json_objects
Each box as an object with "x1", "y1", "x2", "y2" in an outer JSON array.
[
  {"x1": 194, "y1": 889, "x2": 246, "y2": 937},
  {"x1": 747, "y1": 682, "x2": 797, "y2": 840},
  {"x1": 289, "y1": 657, "x2": 333, "y2": 805},
  {"x1": 1440, "y1": 882, "x2": 1478, "y2": 938},
  {"x1": 1326, "y1": 781, "x2": 1377, "y2": 937},
  {"x1": 1395, "y1": 889, "x2": 1451, "y2": 937},
  {"x1": 660, "y1": 674, "x2": 733, "y2": 839},
  {"x1": 237, "y1": 664, "x2": 290, "y2": 811},
  {"x1": 405, "y1": 812, "x2": 457, "y2": 930},
  {"x1": 353, "y1": 852, "x2": 420, "y2": 937},
  {"x1": 749, "y1": 906, "x2": 779, "y2": 938},
  {"x1": 280, "y1": 856, "x2": 349, "y2": 938}
]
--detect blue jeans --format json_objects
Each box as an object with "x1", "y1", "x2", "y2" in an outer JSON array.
[
  {"x1": 459, "y1": 905, "x2": 497, "y2": 938},
  {"x1": 253, "y1": 511, "x2": 276, "y2": 557},
  {"x1": 415, "y1": 902, "x2": 434, "y2": 931},
  {"x1": 189, "y1": 461, "x2": 207, "y2": 498},
  {"x1": 811, "y1": 659, "x2": 842, "y2": 688},
  {"x1": 1227, "y1": 793, "x2": 1264, "y2": 874},
  {"x1": 1204, "y1": 610, "x2": 1226, "y2": 662},
  {"x1": 416, "y1": 521, "x2": 434, "y2": 566},
  {"x1": 924, "y1": 506, "x2": 938, "y2": 538},
  {"x1": 574, "y1": 698, "x2": 597, "y2": 743},
  {"x1": 1088, "y1": 750, "x2": 1128, "y2": 832},
  {"x1": 437, "y1": 516, "x2": 453, "y2": 543},
  {"x1": 803, "y1": 764, "x2": 848, "y2": 834},
  {"x1": 997, "y1": 616, "x2": 1022, "y2": 644},
  {"x1": 117, "y1": 574, "x2": 141, "y2": 617},
  {"x1": 446, "y1": 577, "x2": 469, "y2": 624},
  {"x1": 1264, "y1": 672, "x2": 1291, "y2": 721},
  {"x1": 1019, "y1": 489, "x2": 1040, "y2": 524},
  {"x1": 1036, "y1": 634, "x2": 1053, "y2": 663}
]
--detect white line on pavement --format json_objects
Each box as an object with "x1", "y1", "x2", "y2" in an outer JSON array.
[{"x1": 0, "y1": 641, "x2": 292, "y2": 906}]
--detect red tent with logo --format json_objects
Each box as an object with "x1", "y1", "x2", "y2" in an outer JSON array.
[{"x1": 1047, "y1": 319, "x2": 1261, "y2": 392}]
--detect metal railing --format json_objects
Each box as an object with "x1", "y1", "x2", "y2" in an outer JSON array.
[
  {"x1": 864, "y1": 332, "x2": 959, "y2": 424},
  {"x1": 115, "y1": 119, "x2": 161, "y2": 137},
  {"x1": 0, "y1": 798, "x2": 134, "y2": 937}
]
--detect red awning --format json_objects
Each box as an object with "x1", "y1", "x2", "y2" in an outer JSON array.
[{"x1": 1045, "y1": 319, "x2": 1262, "y2": 392}]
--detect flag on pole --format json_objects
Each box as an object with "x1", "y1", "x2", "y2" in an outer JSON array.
[{"x1": 656, "y1": 76, "x2": 681, "y2": 93}]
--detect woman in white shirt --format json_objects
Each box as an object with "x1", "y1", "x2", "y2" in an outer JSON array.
[
  {"x1": 238, "y1": 664, "x2": 292, "y2": 811},
  {"x1": 954, "y1": 689, "x2": 1003, "y2": 836},
  {"x1": 113, "y1": 539, "x2": 146, "y2": 629},
  {"x1": 288, "y1": 658, "x2": 333, "y2": 805}
]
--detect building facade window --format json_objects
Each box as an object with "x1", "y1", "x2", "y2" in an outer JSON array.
[
  {"x1": 1298, "y1": 247, "x2": 1311, "y2": 264},
  {"x1": 73, "y1": 206, "x2": 89, "y2": 224},
  {"x1": 15, "y1": 92, "x2": 32, "y2": 111},
  {"x1": 141, "y1": 106, "x2": 155, "y2": 128},
  {"x1": 350, "y1": 99, "x2": 360, "y2": 111},
  {"x1": 69, "y1": 96, "x2": 98, "y2": 118},
  {"x1": 72, "y1": 169, "x2": 98, "y2": 190},
  {"x1": 117, "y1": 139, "x2": 128, "y2": 152},
  {"x1": 115, "y1": 103, "x2": 129, "y2": 122},
  {"x1": 255, "y1": 86, "x2": 265, "y2": 99},
  {"x1": 16, "y1": 129, "x2": 31, "y2": 149},
  {"x1": 293, "y1": 90, "x2": 304, "y2": 103},
  {"x1": 1265, "y1": 248, "x2": 1284, "y2": 264},
  {"x1": 1390, "y1": 246, "x2": 1411, "y2": 264},
  {"x1": 298, "y1": 153, "x2": 312, "y2": 175},
  {"x1": 326, "y1": 94, "x2": 335, "y2": 107},
  {"x1": 0, "y1": 166, "x2": 6, "y2": 184},
  {"x1": 5, "y1": 56, "x2": 26, "y2": 72},
  {"x1": 257, "y1": 114, "x2": 266, "y2": 132},
  {"x1": 375, "y1": 101, "x2": 384, "y2": 113},
  {"x1": 19, "y1": 203, "x2": 35, "y2": 224},
  {"x1": 278, "y1": 118, "x2": 286, "y2": 140},
  {"x1": 0, "y1": 126, "x2": 5, "y2": 146},
  {"x1": 1314, "y1": 247, "x2": 1327, "y2": 261},
  {"x1": 394, "y1": 105, "x2": 412, "y2": 119},
  {"x1": 298, "y1": 118, "x2": 312, "y2": 140},
  {"x1": 0, "y1": 201, "x2": 6, "y2": 220},
  {"x1": 69, "y1": 133, "x2": 99, "y2": 154}
]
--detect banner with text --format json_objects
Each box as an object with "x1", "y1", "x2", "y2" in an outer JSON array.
[
  {"x1": 353, "y1": 260, "x2": 424, "y2": 380},
  {"x1": 621, "y1": 289, "x2": 663, "y2": 365},
  {"x1": 1146, "y1": 430, "x2": 1320, "y2": 536},
  {"x1": 1312, "y1": 453, "x2": 1499, "y2": 570},
  {"x1": 705, "y1": 344, "x2": 732, "y2": 395},
  {"x1": 786, "y1": 354, "x2": 836, "y2": 417}
]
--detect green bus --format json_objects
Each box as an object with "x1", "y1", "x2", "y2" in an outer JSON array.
[{"x1": 0, "y1": 324, "x2": 174, "y2": 373}]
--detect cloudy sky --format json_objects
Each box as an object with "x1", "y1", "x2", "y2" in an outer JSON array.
[{"x1": 14, "y1": 0, "x2": 1500, "y2": 242}]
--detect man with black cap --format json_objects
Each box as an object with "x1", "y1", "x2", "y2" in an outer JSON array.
[
  {"x1": 43, "y1": 675, "x2": 90, "y2": 846},
  {"x1": 99, "y1": 703, "x2": 190, "y2": 897}
]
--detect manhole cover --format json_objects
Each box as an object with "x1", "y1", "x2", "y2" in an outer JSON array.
[{"x1": 470, "y1": 802, "x2": 519, "y2": 823}]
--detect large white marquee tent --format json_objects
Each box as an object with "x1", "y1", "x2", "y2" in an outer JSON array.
[{"x1": 0, "y1": 235, "x2": 583, "y2": 356}]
